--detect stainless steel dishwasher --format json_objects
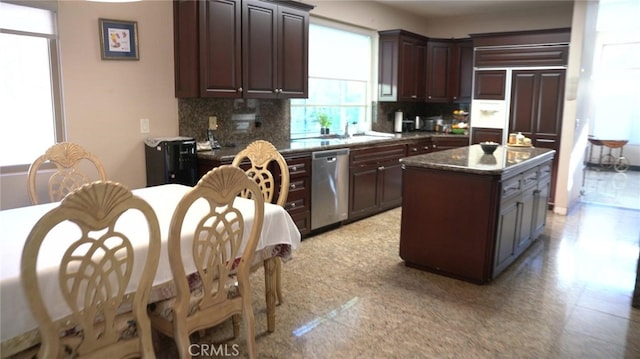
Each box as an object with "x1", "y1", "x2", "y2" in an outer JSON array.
[{"x1": 311, "y1": 148, "x2": 350, "y2": 230}]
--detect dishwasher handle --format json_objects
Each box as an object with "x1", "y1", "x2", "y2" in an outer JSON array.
[{"x1": 312, "y1": 148, "x2": 350, "y2": 160}]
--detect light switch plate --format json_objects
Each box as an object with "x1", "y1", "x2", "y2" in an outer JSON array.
[
  {"x1": 208, "y1": 116, "x2": 218, "y2": 130},
  {"x1": 140, "y1": 118, "x2": 150, "y2": 133}
]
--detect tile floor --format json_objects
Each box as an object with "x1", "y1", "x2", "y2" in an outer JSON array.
[
  {"x1": 156, "y1": 171, "x2": 640, "y2": 358},
  {"x1": 581, "y1": 168, "x2": 640, "y2": 210}
]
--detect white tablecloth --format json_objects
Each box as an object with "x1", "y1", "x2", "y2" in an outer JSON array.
[{"x1": 0, "y1": 183, "x2": 300, "y2": 347}]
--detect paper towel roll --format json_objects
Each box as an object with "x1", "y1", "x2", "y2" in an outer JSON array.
[{"x1": 394, "y1": 111, "x2": 403, "y2": 133}]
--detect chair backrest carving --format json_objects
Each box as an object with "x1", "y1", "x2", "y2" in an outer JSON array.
[
  {"x1": 28, "y1": 142, "x2": 108, "y2": 205},
  {"x1": 21, "y1": 181, "x2": 160, "y2": 358},
  {"x1": 164, "y1": 165, "x2": 264, "y2": 358},
  {"x1": 231, "y1": 140, "x2": 289, "y2": 207}
]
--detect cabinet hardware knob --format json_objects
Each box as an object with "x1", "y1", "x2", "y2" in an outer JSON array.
[
  {"x1": 412, "y1": 148, "x2": 417, "y2": 152},
  {"x1": 378, "y1": 166, "x2": 385, "y2": 171},
  {"x1": 428, "y1": 96, "x2": 432, "y2": 99},
  {"x1": 453, "y1": 96, "x2": 457, "y2": 100},
  {"x1": 290, "y1": 184, "x2": 296, "y2": 189},
  {"x1": 423, "y1": 146, "x2": 429, "y2": 150},
  {"x1": 290, "y1": 202, "x2": 296, "y2": 208},
  {"x1": 291, "y1": 166, "x2": 297, "y2": 171},
  {"x1": 238, "y1": 87, "x2": 243, "y2": 92},
  {"x1": 411, "y1": 95, "x2": 417, "y2": 99}
]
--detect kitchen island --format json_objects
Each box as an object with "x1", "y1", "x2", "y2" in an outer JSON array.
[{"x1": 399, "y1": 144, "x2": 555, "y2": 284}]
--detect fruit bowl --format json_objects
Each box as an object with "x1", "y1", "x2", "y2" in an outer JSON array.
[
  {"x1": 480, "y1": 141, "x2": 499, "y2": 155},
  {"x1": 452, "y1": 113, "x2": 469, "y2": 121}
]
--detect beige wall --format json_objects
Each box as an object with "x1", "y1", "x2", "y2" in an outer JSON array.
[
  {"x1": 59, "y1": 0, "x2": 178, "y2": 187},
  {"x1": 0, "y1": 0, "x2": 177, "y2": 209},
  {"x1": 308, "y1": 0, "x2": 573, "y2": 37},
  {"x1": 555, "y1": 1, "x2": 599, "y2": 215}
]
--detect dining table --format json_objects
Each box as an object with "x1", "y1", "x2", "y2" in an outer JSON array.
[{"x1": 0, "y1": 183, "x2": 301, "y2": 358}]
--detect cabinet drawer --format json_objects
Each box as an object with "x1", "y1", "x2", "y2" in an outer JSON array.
[
  {"x1": 284, "y1": 196, "x2": 307, "y2": 213},
  {"x1": 350, "y1": 144, "x2": 406, "y2": 167},
  {"x1": 288, "y1": 177, "x2": 307, "y2": 193},
  {"x1": 501, "y1": 176, "x2": 521, "y2": 199},
  {"x1": 407, "y1": 140, "x2": 432, "y2": 155},
  {"x1": 521, "y1": 168, "x2": 538, "y2": 189},
  {"x1": 287, "y1": 159, "x2": 309, "y2": 178},
  {"x1": 538, "y1": 163, "x2": 552, "y2": 180},
  {"x1": 289, "y1": 210, "x2": 310, "y2": 235}
]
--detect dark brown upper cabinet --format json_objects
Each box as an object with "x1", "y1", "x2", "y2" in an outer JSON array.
[
  {"x1": 451, "y1": 39, "x2": 473, "y2": 103},
  {"x1": 426, "y1": 39, "x2": 473, "y2": 103},
  {"x1": 473, "y1": 70, "x2": 506, "y2": 100},
  {"x1": 425, "y1": 40, "x2": 452, "y2": 103},
  {"x1": 472, "y1": 28, "x2": 570, "y2": 68},
  {"x1": 378, "y1": 30, "x2": 427, "y2": 102},
  {"x1": 173, "y1": 0, "x2": 313, "y2": 99}
]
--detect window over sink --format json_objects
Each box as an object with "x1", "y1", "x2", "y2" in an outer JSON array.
[{"x1": 290, "y1": 19, "x2": 374, "y2": 139}]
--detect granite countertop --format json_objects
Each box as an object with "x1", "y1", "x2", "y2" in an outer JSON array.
[
  {"x1": 400, "y1": 144, "x2": 556, "y2": 175},
  {"x1": 197, "y1": 132, "x2": 468, "y2": 161}
]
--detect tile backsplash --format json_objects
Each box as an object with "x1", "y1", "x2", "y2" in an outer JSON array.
[
  {"x1": 178, "y1": 98, "x2": 471, "y2": 145},
  {"x1": 178, "y1": 98, "x2": 291, "y2": 146}
]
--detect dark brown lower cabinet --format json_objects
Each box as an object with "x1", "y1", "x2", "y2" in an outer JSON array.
[{"x1": 349, "y1": 144, "x2": 406, "y2": 221}]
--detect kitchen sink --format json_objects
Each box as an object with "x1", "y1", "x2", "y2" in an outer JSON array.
[{"x1": 291, "y1": 131, "x2": 396, "y2": 147}]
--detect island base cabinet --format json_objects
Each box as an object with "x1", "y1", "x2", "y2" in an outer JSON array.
[
  {"x1": 400, "y1": 155, "x2": 554, "y2": 284},
  {"x1": 399, "y1": 167, "x2": 499, "y2": 284}
]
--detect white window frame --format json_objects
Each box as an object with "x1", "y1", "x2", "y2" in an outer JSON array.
[
  {"x1": 290, "y1": 17, "x2": 377, "y2": 139},
  {"x1": 0, "y1": 1, "x2": 65, "y2": 173}
]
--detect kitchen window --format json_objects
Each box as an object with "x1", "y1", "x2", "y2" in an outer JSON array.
[
  {"x1": 290, "y1": 20, "x2": 374, "y2": 139},
  {"x1": 0, "y1": 2, "x2": 64, "y2": 170}
]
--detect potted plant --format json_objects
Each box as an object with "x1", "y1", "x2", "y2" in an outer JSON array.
[{"x1": 317, "y1": 112, "x2": 332, "y2": 135}]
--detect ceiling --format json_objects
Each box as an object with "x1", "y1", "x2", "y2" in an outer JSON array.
[{"x1": 373, "y1": 0, "x2": 573, "y2": 19}]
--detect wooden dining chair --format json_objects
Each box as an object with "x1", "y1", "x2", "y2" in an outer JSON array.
[
  {"x1": 148, "y1": 165, "x2": 264, "y2": 359},
  {"x1": 27, "y1": 142, "x2": 108, "y2": 205},
  {"x1": 232, "y1": 140, "x2": 289, "y2": 306},
  {"x1": 20, "y1": 181, "x2": 161, "y2": 358}
]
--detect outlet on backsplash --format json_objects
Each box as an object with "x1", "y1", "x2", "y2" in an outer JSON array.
[{"x1": 208, "y1": 116, "x2": 218, "y2": 130}]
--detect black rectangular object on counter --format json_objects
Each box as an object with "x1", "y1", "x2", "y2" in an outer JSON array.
[{"x1": 144, "y1": 137, "x2": 197, "y2": 187}]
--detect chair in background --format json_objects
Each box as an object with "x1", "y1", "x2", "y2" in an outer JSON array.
[
  {"x1": 27, "y1": 142, "x2": 107, "y2": 205},
  {"x1": 21, "y1": 181, "x2": 161, "y2": 358},
  {"x1": 232, "y1": 140, "x2": 289, "y2": 306},
  {"x1": 148, "y1": 166, "x2": 264, "y2": 359}
]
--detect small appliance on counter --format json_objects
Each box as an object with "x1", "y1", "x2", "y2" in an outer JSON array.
[
  {"x1": 402, "y1": 120, "x2": 415, "y2": 132},
  {"x1": 144, "y1": 137, "x2": 197, "y2": 187},
  {"x1": 394, "y1": 111, "x2": 403, "y2": 133}
]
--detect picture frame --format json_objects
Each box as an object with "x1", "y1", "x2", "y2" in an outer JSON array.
[{"x1": 99, "y1": 18, "x2": 139, "y2": 60}]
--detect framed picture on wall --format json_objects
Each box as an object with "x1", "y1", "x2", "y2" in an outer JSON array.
[{"x1": 99, "y1": 18, "x2": 139, "y2": 60}]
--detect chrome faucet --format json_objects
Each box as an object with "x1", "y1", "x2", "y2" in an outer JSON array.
[
  {"x1": 344, "y1": 122, "x2": 352, "y2": 138},
  {"x1": 207, "y1": 128, "x2": 221, "y2": 149}
]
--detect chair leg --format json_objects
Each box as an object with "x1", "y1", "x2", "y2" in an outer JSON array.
[
  {"x1": 263, "y1": 257, "x2": 277, "y2": 332},
  {"x1": 275, "y1": 257, "x2": 283, "y2": 305},
  {"x1": 232, "y1": 314, "x2": 240, "y2": 338},
  {"x1": 242, "y1": 298, "x2": 258, "y2": 359},
  {"x1": 174, "y1": 322, "x2": 192, "y2": 359}
]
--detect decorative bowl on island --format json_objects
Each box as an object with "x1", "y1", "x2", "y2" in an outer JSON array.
[{"x1": 480, "y1": 141, "x2": 499, "y2": 155}]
